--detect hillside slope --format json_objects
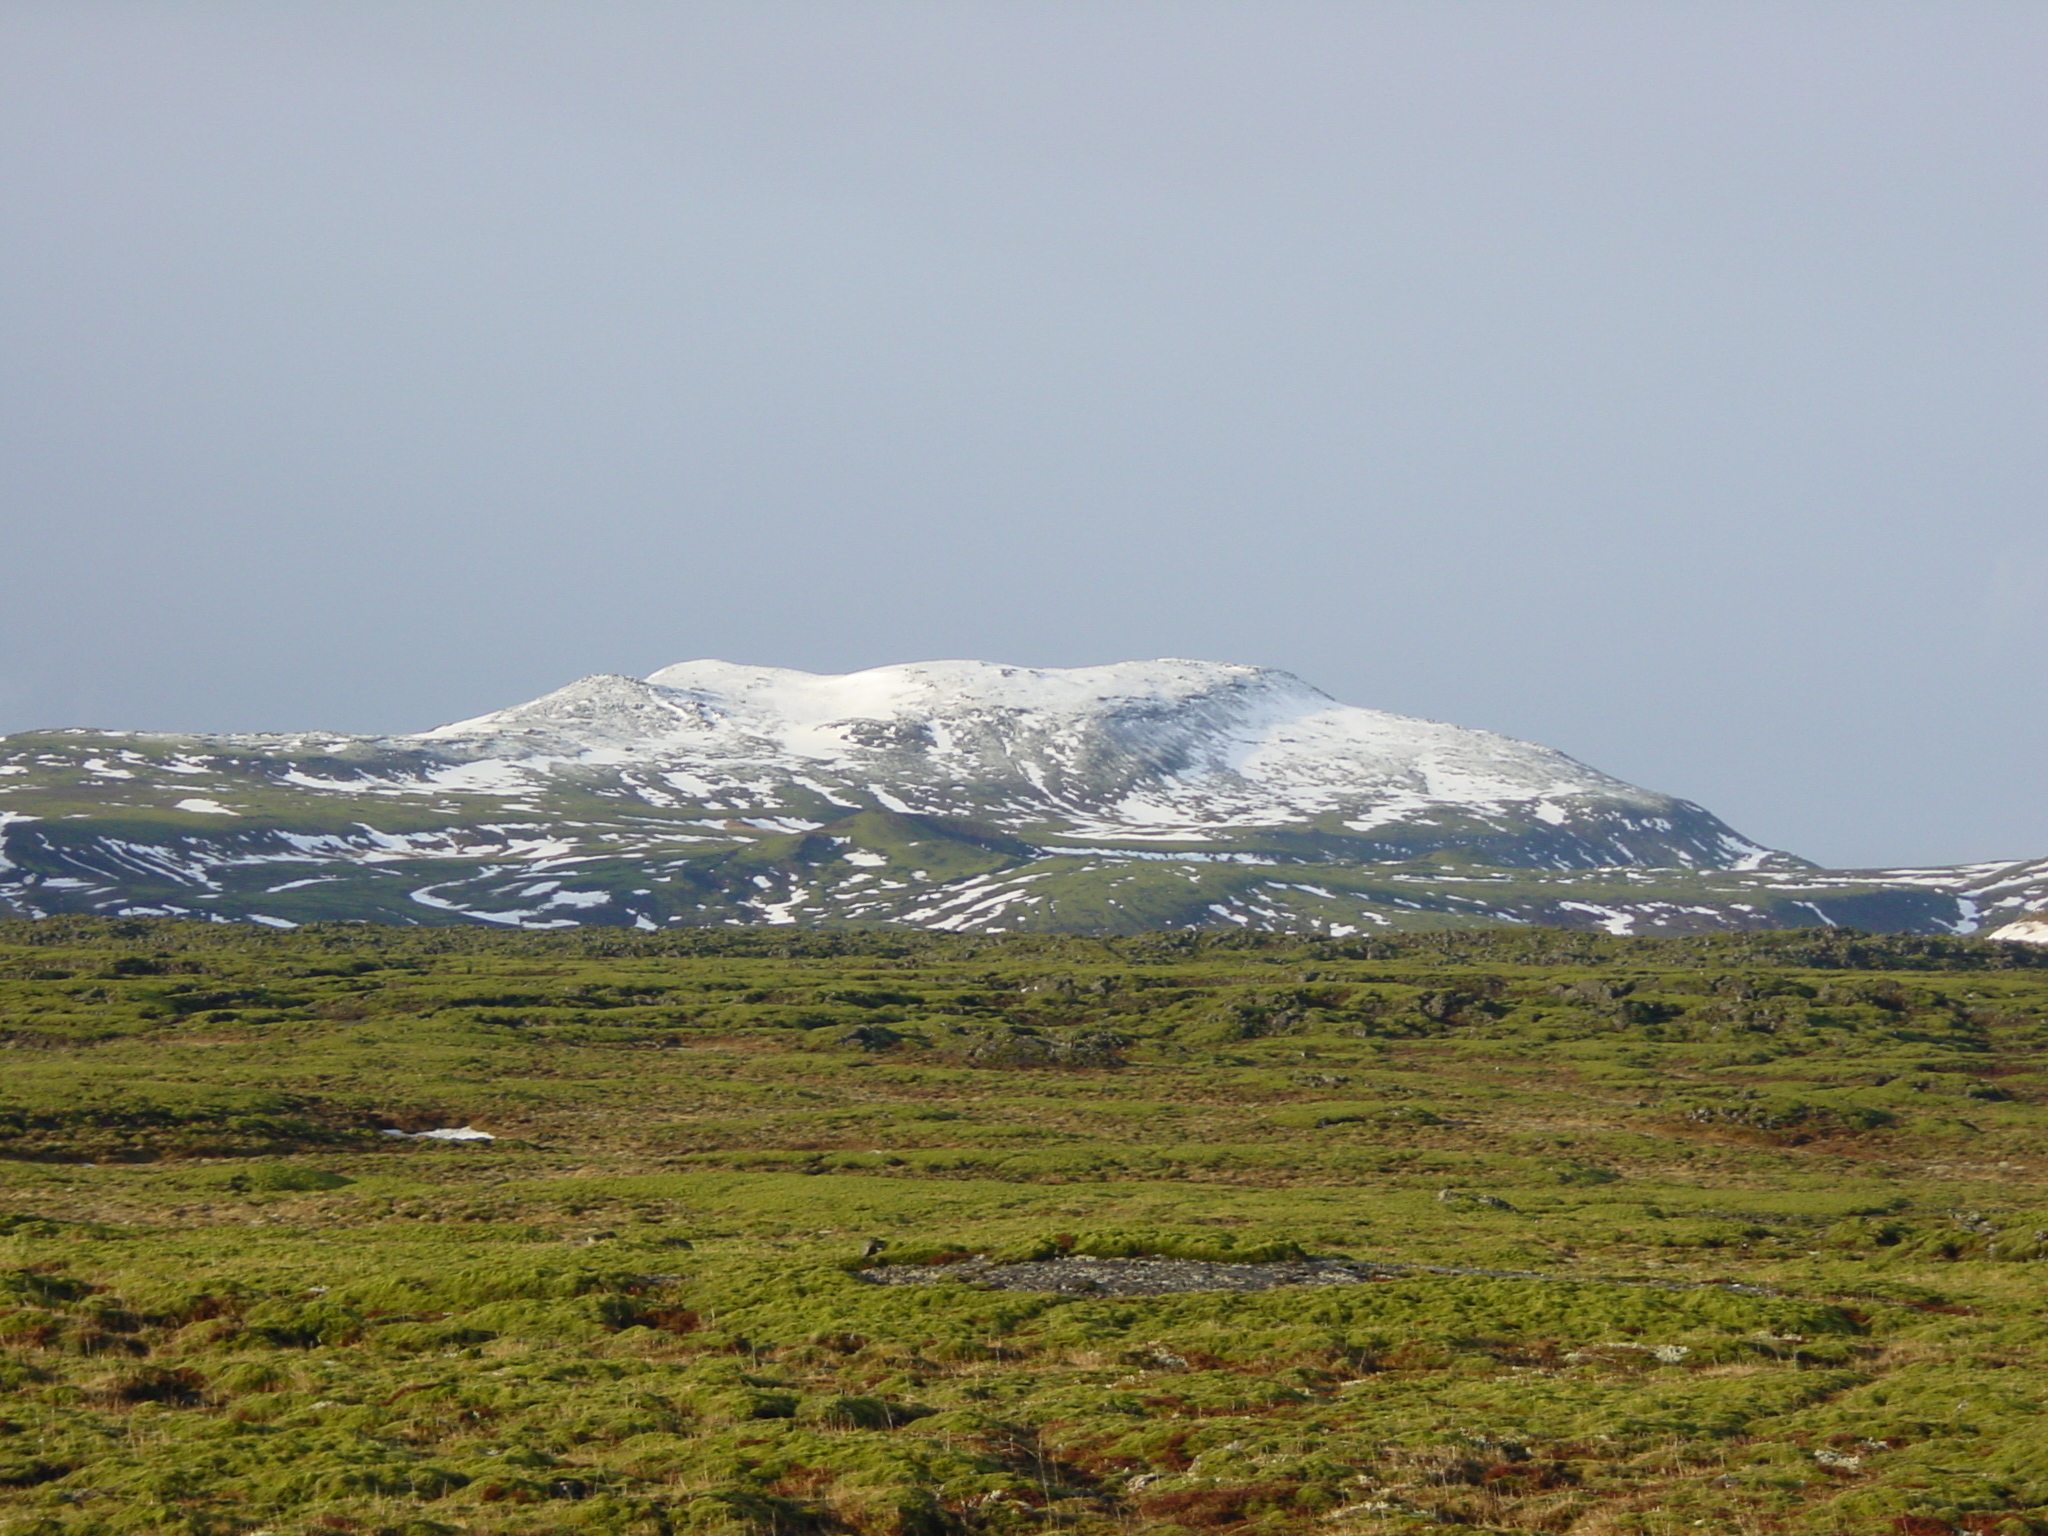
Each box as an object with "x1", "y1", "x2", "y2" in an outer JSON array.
[{"x1": 0, "y1": 658, "x2": 2030, "y2": 936}]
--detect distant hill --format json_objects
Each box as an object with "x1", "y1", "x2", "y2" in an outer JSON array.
[{"x1": 1, "y1": 657, "x2": 2041, "y2": 937}]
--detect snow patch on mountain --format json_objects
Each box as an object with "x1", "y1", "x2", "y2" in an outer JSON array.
[{"x1": 1990, "y1": 918, "x2": 2048, "y2": 945}]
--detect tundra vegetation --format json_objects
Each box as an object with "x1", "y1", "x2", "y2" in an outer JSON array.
[{"x1": 0, "y1": 919, "x2": 2046, "y2": 1535}]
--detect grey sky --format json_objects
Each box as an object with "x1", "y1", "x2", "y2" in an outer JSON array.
[{"x1": 2, "y1": 2, "x2": 2043, "y2": 869}]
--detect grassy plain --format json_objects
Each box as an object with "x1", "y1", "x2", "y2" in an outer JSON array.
[{"x1": 1, "y1": 919, "x2": 2046, "y2": 1536}]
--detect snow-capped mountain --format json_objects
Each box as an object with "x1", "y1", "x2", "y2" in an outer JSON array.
[
  {"x1": 0, "y1": 658, "x2": 2031, "y2": 937},
  {"x1": 416, "y1": 659, "x2": 1780, "y2": 868}
]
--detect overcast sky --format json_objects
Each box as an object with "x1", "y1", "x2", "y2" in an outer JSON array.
[{"x1": 3, "y1": 3, "x2": 2043, "y2": 868}]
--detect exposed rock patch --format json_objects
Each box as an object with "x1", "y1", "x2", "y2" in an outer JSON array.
[
  {"x1": 858, "y1": 1255, "x2": 1386, "y2": 1295},
  {"x1": 855, "y1": 1254, "x2": 1773, "y2": 1297}
]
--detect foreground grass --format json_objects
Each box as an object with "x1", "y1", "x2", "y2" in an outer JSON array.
[{"x1": 1, "y1": 920, "x2": 2047, "y2": 1535}]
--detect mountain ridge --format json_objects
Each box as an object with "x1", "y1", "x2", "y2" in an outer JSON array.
[
  {"x1": 0, "y1": 657, "x2": 2039, "y2": 939},
  {"x1": 409, "y1": 658, "x2": 1784, "y2": 868}
]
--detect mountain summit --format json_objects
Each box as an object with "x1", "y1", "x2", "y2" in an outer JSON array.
[
  {"x1": 412, "y1": 657, "x2": 1777, "y2": 871},
  {"x1": 0, "y1": 658, "x2": 2037, "y2": 936}
]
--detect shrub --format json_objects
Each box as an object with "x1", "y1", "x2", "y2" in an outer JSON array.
[{"x1": 239, "y1": 1162, "x2": 352, "y2": 1192}]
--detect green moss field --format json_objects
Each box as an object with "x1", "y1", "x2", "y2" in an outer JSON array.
[{"x1": 3, "y1": 919, "x2": 2048, "y2": 1535}]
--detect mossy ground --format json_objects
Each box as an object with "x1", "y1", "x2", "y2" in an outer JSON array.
[{"x1": 2, "y1": 920, "x2": 2047, "y2": 1534}]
